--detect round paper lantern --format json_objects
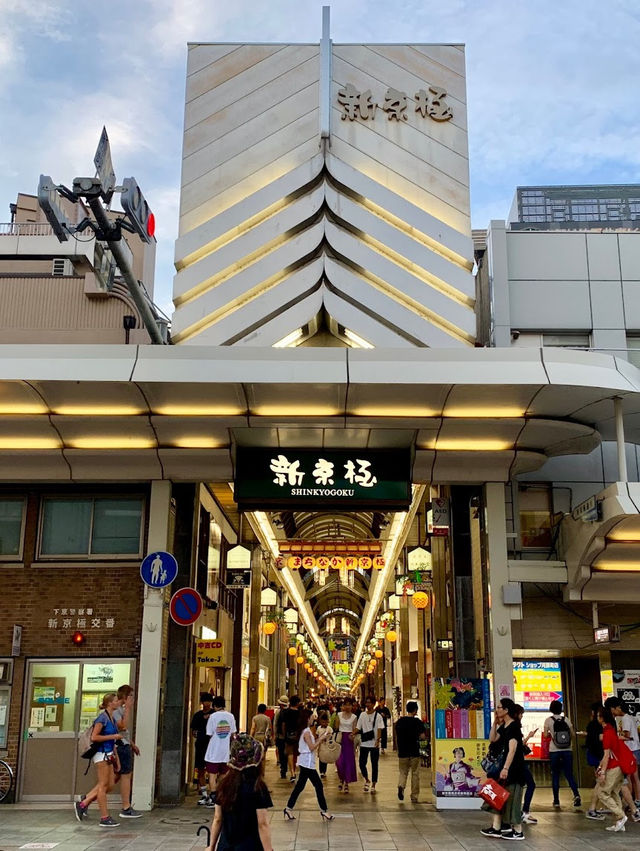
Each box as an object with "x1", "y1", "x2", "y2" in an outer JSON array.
[
  {"x1": 412, "y1": 591, "x2": 429, "y2": 609},
  {"x1": 385, "y1": 630, "x2": 398, "y2": 643},
  {"x1": 345, "y1": 556, "x2": 357, "y2": 570},
  {"x1": 373, "y1": 556, "x2": 385, "y2": 569},
  {"x1": 374, "y1": 649, "x2": 383, "y2": 659},
  {"x1": 288, "y1": 646, "x2": 297, "y2": 657},
  {"x1": 296, "y1": 656, "x2": 304, "y2": 665},
  {"x1": 302, "y1": 555, "x2": 315, "y2": 569},
  {"x1": 358, "y1": 556, "x2": 372, "y2": 570},
  {"x1": 287, "y1": 556, "x2": 302, "y2": 569},
  {"x1": 314, "y1": 672, "x2": 319, "y2": 678},
  {"x1": 330, "y1": 555, "x2": 344, "y2": 569},
  {"x1": 263, "y1": 621, "x2": 277, "y2": 635}
]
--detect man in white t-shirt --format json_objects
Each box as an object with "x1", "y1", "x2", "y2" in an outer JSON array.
[
  {"x1": 356, "y1": 696, "x2": 385, "y2": 793},
  {"x1": 203, "y1": 696, "x2": 237, "y2": 807},
  {"x1": 611, "y1": 698, "x2": 640, "y2": 804}
]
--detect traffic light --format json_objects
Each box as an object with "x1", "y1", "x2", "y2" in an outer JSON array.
[
  {"x1": 38, "y1": 175, "x2": 70, "y2": 242},
  {"x1": 120, "y1": 177, "x2": 155, "y2": 244}
]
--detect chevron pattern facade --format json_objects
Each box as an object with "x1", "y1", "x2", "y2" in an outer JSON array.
[{"x1": 173, "y1": 42, "x2": 475, "y2": 347}]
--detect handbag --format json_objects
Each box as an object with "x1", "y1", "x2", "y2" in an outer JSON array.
[
  {"x1": 480, "y1": 749, "x2": 505, "y2": 779},
  {"x1": 318, "y1": 733, "x2": 341, "y2": 764},
  {"x1": 478, "y1": 778, "x2": 510, "y2": 811}
]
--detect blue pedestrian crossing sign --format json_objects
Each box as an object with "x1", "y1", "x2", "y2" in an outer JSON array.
[{"x1": 140, "y1": 551, "x2": 178, "y2": 588}]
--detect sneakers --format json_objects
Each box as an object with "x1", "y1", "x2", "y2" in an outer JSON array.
[
  {"x1": 605, "y1": 815, "x2": 627, "y2": 832},
  {"x1": 99, "y1": 816, "x2": 119, "y2": 828},
  {"x1": 632, "y1": 811, "x2": 640, "y2": 823},
  {"x1": 197, "y1": 794, "x2": 209, "y2": 805},
  {"x1": 74, "y1": 801, "x2": 86, "y2": 823},
  {"x1": 573, "y1": 795, "x2": 582, "y2": 808},
  {"x1": 204, "y1": 794, "x2": 216, "y2": 808},
  {"x1": 521, "y1": 812, "x2": 537, "y2": 824},
  {"x1": 552, "y1": 800, "x2": 561, "y2": 808},
  {"x1": 397, "y1": 786, "x2": 404, "y2": 801},
  {"x1": 119, "y1": 807, "x2": 143, "y2": 818},
  {"x1": 501, "y1": 830, "x2": 524, "y2": 840},
  {"x1": 586, "y1": 810, "x2": 605, "y2": 820},
  {"x1": 480, "y1": 827, "x2": 503, "y2": 838}
]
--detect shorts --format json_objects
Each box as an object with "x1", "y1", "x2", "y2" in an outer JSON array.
[
  {"x1": 92, "y1": 751, "x2": 116, "y2": 765},
  {"x1": 116, "y1": 742, "x2": 133, "y2": 775},
  {"x1": 194, "y1": 741, "x2": 208, "y2": 770},
  {"x1": 205, "y1": 761, "x2": 228, "y2": 775}
]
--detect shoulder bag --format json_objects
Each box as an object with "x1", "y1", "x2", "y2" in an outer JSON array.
[{"x1": 318, "y1": 732, "x2": 341, "y2": 764}]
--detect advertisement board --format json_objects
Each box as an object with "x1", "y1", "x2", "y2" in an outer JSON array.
[
  {"x1": 434, "y1": 738, "x2": 489, "y2": 798},
  {"x1": 513, "y1": 661, "x2": 562, "y2": 711}
]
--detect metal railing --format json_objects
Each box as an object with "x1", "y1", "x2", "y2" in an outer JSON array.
[{"x1": 0, "y1": 222, "x2": 54, "y2": 237}]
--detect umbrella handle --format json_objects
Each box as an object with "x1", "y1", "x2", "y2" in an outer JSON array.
[{"x1": 197, "y1": 824, "x2": 211, "y2": 845}]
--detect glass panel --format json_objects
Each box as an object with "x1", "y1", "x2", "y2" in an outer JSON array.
[
  {"x1": 41, "y1": 499, "x2": 91, "y2": 555},
  {"x1": 0, "y1": 498, "x2": 24, "y2": 556},
  {"x1": 206, "y1": 519, "x2": 221, "y2": 598},
  {"x1": 29, "y1": 663, "x2": 80, "y2": 732},
  {"x1": 0, "y1": 686, "x2": 9, "y2": 746},
  {"x1": 91, "y1": 498, "x2": 143, "y2": 554},
  {"x1": 80, "y1": 662, "x2": 133, "y2": 728},
  {"x1": 519, "y1": 487, "x2": 553, "y2": 548},
  {"x1": 627, "y1": 338, "x2": 640, "y2": 369}
]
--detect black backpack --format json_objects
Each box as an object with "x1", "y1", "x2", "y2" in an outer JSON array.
[{"x1": 552, "y1": 716, "x2": 571, "y2": 749}]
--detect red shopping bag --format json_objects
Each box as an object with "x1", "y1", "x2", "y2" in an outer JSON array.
[
  {"x1": 540, "y1": 734, "x2": 550, "y2": 760},
  {"x1": 478, "y1": 778, "x2": 510, "y2": 811}
]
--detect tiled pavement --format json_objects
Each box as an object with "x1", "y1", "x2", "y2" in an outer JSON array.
[{"x1": 1, "y1": 752, "x2": 639, "y2": 849}]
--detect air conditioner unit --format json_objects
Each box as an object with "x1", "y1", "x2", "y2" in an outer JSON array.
[{"x1": 52, "y1": 258, "x2": 73, "y2": 277}]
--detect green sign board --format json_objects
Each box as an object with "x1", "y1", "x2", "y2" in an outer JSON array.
[{"x1": 235, "y1": 448, "x2": 411, "y2": 510}]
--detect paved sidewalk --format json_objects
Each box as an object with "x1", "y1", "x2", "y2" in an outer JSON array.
[{"x1": 0, "y1": 752, "x2": 638, "y2": 849}]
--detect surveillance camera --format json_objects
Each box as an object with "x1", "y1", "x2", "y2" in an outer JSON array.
[{"x1": 511, "y1": 330, "x2": 520, "y2": 340}]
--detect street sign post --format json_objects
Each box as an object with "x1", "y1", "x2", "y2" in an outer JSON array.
[
  {"x1": 140, "y1": 551, "x2": 178, "y2": 589},
  {"x1": 93, "y1": 126, "x2": 116, "y2": 202},
  {"x1": 169, "y1": 587, "x2": 203, "y2": 626}
]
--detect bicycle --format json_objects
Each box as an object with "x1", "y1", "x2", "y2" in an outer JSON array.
[{"x1": 0, "y1": 758, "x2": 14, "y2": 802}]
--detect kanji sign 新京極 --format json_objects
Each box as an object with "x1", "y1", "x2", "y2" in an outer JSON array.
[
  {"x1": 195, "y1": 639, "x2": 225, "y2": 667},
  {"x1": 337, "y1": 83, "x2": 453, "y2": 123},
  {"x1": 235, "y1": 448, "x2": 411, "y2": 509}
]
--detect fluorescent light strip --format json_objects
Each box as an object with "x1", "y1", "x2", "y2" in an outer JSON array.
[
  {"x1": 248, "y1": 511, "x2": 334, "y2": 683},
  {"x1": 350, "y1": 484, "x2": 426, "y2": 683},
  {"x1": 273, "y1": 328, "x2": 304, "y2": 348}
]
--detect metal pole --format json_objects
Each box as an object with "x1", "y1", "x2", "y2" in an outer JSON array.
[
  {"x1": 88, "y1": 198, "x2": 165, "y2": 344},
  {"x1": 614, "y1": 397, "x2": 628, "y2": 482}
]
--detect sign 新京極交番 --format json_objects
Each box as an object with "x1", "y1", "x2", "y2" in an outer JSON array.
[{"x1": 234, "y1": 448, "x2": 411, "y2": 509}]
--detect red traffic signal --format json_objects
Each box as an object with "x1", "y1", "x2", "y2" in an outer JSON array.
[
  {"x1": 72, "y1": 630, "x2": 86, "y2": 646},
  {"x1": 120, "y1": 177, "x2": 155, "y2": 244}
]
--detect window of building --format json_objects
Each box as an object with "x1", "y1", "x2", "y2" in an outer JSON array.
[
  {"x1": 206, "y1": 519, "x2": 222, "y2": 599},
  {"x1": 0, "y1": 497, "x2": 26, "y2": 558},
  {"x1": 39, "y1": 496, "x2": 144, "y2": 557},
  {"x1": 542, "y1": 333, "x2": 590, "y2": 349},
  {"x1": 519, "y1": 486, "x2": 553, "y2": 549},
  {"x1": 627, "y1": 337, "x2": 640, "y2": 369}
]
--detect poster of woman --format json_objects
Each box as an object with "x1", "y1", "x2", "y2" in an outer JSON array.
[{"x1": 434, "y1": 739, "x2": 488, "y2": 798}]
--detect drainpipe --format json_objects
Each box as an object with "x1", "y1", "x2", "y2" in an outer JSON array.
[{"x1": 614, "y1": 397, "x2": 628, "y2": 482}]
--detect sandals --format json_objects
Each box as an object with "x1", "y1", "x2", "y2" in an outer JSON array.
[{"x1": 363, "y1": 781, "x2": 370, "y2": 792}]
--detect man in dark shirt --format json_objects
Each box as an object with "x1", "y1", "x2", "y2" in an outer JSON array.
[
  {"x1": 190, "y1": 692, "x2": 213, "y2": 804},
  {"x1": 395, "y1": 701, "x2": 426, "y2": 802},
  {"x1": 279, "y1": 695, "x2": 301, "y2": 781}
]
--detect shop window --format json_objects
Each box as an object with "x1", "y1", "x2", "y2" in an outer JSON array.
[
  {"x1": 206, "y1": 519, "x2": 221, "y2": 599},
  {"x1": 519, "y1": 486, "x2": 553, "y2": 549},
  {"x1": 40, "y1": 496, "x2": 144, "y2": 557},
  {"x1": 0, "y1": 497, "x2": 26, "y2": 558}
]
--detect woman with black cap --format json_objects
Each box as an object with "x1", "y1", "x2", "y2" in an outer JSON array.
[{"x1": 205, "y1": 733, "x2": 273, "y2": 851}]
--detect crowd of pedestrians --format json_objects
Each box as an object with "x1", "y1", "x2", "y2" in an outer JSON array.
[{"x1": 72, "y1": 684, "x2": 640, "y2": 845}]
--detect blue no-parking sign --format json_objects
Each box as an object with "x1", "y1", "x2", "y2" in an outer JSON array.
[{"x1": 140, "y1": 551, "x2": 178, "y2": 588}]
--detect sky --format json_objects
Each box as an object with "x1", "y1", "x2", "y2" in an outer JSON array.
[{"x1": 2, "y1": 0, "x2": 640, "y2": 314}]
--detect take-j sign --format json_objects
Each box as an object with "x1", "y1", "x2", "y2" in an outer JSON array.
[{"x1": 234, "y1": 448, "x2": 411, "y2": 509}]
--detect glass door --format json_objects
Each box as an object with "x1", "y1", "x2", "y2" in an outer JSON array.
[{"x1": 19, "y1": 659, "x2": 135, "y2": 802}]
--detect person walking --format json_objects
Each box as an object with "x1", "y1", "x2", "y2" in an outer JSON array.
[
  {"x1": 280, "y1": 695, "x2": 301, "y2": 782},
  {"x1": 205, "y1": 733, "x2": 273, "y2": 851},
  {"x1": 357, "y1": 696, "x2": 384, "y2": 793},
  {"x1": 273, "y1": 695, "x2": 289, "y2": 779},
  {"x1": 580, "y1": 702, "x2": 606, "y2": 820},
  {"x1": 250, "y1": 704, "x2": 273, "y2": 753},
  {"x1": 543, "y1": 699, "x2": 581, "y2": 808},
  {"x1": 74, "y1": 693, "x2": 123, "y2": 828},
  {"x1": 316, "y1": 710, "x2": 331, "y2": 779},
  {"x1": 514, "y1": 703, "x2": 538, "y2": 825},
  {"x1": 395, "y1": 700, "x2": 426, "y2": 803},
  {"x1": 283, "y1": 708, "x2": 334, "y2": 821},
  {"x1": 480, "y1": 697, "x2": 526, "y2": 841},
  {"x1": 204, "y1": 696, "x2": 237, "y2": 807},
  {"x1": 607, "y1": 696, "x2": 640, "y2": 805},
  {"x1": 335, "y1": 697, "x2": 358, "y2": 793},
  {"x1": 594, "y1": 704, "x2": 630, "y2": 832},
  {"x1": 112, "y1": 684, "x2": 142, "y2": 819},
  {"x1": 191, "y1": 692, "x2": 214, "y2": 804},
  {"x1": 376, "y1": 697, "x2": 392, "y2": 754}
]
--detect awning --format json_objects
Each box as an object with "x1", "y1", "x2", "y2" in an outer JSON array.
[{"x1": 0, "y1": 345, "x2": 638, "y2": 482}]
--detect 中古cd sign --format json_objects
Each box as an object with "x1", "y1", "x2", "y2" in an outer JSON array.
[{"x1": 234, "y1": 448, "x2": 411, "y2": 510}]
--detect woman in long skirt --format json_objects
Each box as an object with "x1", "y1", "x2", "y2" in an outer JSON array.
[{"x1": 335, "y1": 697, "x2": 358, "y2": 793}]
